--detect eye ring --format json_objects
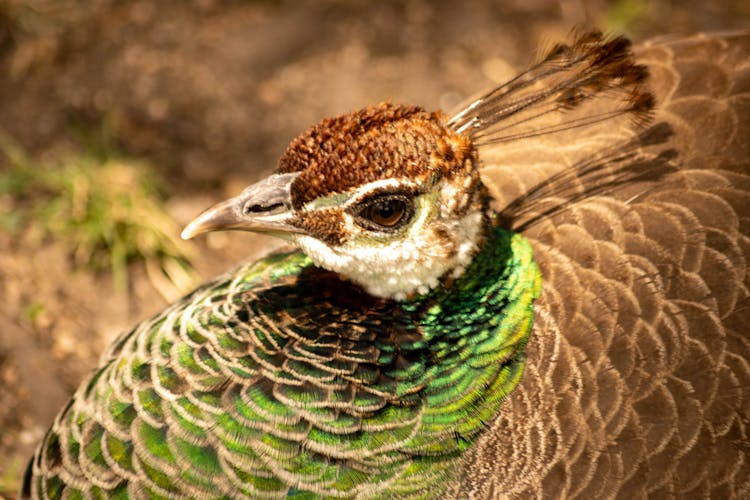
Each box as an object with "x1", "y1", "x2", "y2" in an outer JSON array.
[{"x1": 353, "y1": 195, "x2": 414, "y2": 232}]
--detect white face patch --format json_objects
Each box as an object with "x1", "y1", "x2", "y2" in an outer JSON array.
[{"x1": 292, "y1": 177, "x2": 484, "y2": 300}]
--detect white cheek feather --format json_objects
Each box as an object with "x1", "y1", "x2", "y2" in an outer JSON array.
[{"x1": 293, "y1": 185, "x2": 483, "y2": 300}]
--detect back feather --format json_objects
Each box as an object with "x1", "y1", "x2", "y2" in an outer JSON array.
[{"x1": 457, "y1": 30, "x2": 750, "y2": 498}]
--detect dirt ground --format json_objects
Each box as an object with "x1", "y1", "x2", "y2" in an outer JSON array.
[{"x1": 1, "y1": 0, "x2": 748, "y2": 495}]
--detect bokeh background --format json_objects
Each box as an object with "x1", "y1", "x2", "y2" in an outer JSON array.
[{"x1": 1, "y1": 0, "x2": 748, "y2": 494}]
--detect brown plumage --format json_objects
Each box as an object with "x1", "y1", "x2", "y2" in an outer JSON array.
[{"x1": 454, "y1": 31, "x2": 750, "y2": 497}]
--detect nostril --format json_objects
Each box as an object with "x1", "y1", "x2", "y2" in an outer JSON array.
[{"x1": 244, "y1": 202, "x2": 284, "y2": 214}]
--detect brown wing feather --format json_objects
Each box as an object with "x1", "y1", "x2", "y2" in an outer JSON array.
[{"x1": 456, "y1": 31, "x2": 750, "y2": 498}]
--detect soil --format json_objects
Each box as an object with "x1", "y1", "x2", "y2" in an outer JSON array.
[{"x1": 0, "y1": 0, "x2": 747, "y2": 496}]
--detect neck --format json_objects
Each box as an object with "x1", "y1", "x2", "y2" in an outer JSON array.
[{"x1": 388, "y1": 226, "x2": 542, "y2": 458}]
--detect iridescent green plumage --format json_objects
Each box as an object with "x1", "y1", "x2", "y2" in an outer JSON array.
[{"x1": 27, "y1": 227, "x2": 540, "y2": 498}]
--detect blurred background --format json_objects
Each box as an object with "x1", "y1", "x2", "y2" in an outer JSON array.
[{"x1": 0, "y1": 0, "x2": 748, "y2": 494}]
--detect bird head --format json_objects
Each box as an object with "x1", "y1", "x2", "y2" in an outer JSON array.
[{"x1": 182, "y1": 103, "x2": 486, "y2": 300}]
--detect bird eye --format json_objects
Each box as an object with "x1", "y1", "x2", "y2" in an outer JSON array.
[
  {"x1": 355, "y1": 195, "x2": 414, "y2": 231},
  {"x1": 365, "y1": 199, "x2": 406, "y2": 227}
]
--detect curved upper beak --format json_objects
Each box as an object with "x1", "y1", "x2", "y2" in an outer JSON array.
[{"x1": 181, "y1": 172, "x2": 304, "y2": 240}]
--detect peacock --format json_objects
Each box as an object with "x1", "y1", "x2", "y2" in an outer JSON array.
[{"x1": 22, "y1": 30, "x2": 750, "y2": 498}]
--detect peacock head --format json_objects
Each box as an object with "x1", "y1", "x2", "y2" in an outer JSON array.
[{"x1": 181, "y1": 102, "x2": 487, "y2": 300}]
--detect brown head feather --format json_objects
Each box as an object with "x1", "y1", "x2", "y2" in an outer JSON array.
[{"x1": 278, "y1": 102, "x2": 476, "y2": 208}]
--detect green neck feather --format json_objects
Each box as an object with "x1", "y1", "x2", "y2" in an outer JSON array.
[{"x1": 380, "y1": 226, "x2": 542, "y2": 494}]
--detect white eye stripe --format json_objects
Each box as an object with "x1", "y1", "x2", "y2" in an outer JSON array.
[
  {"x1": 302, "y1": 177, "x2": 424, "y2": 211},
  {"x1": 343, "y1": 178, "x2": 422, "y2": 208}
]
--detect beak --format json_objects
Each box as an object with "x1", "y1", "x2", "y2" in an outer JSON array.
[{"x1": 181, "y1": 172, "x2": 304, "y2": 240}]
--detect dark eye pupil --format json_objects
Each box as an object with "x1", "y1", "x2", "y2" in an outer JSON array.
[{"x1": 368, "y1": 199, "x2": 405, "y2": 227}]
